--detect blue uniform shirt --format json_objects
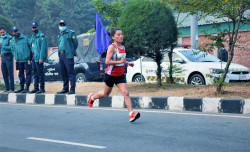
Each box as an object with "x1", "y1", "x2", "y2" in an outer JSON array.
[
  {"x1": 58, "y1": 28, "x2": 78, "y2": 59},
  {"x1": 11, "y1": 33, "x2": 32, "y2": 62},
  {"x1": 0, "y1": 34, "x2": 12, "y2": 54},
  {"x1": 58, "y1": 34, "x2": 66, "y2": 52},
  {"x1": 31, "y1": 30, "x2": 48, "y2": 62}
]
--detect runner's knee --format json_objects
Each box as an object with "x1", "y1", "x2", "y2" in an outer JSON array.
[{"x1": 122, "y1": 91, "x2": 129, "y2": 97}]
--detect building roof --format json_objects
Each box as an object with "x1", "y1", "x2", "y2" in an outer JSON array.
[{"x1": 175, "y1": 13, "x2": 227, "y2": 28}]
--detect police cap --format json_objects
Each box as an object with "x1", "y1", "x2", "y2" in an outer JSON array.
[
  {"x1": 12, "y1": 26, "x2": 18, "y2": 32},
  {"x1": 59, "y1": 20, "x2": 66, "y2": 25},
  {"x1": 31, "y1": 22, "x2": 39, "y2": 28}
]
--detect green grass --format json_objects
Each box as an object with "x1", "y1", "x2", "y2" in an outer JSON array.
[
  {"x1": 0, "y1": 83, "x2": 6, "y2": 90},
  {"x1": 0, "y1": 83, "x2": 20, "y2": 91}
]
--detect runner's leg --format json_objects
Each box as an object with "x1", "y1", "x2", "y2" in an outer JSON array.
[
  {"x1": 116, "y1": 83, "x2": 132, "y2": 112},
  {"x1": 93, "y1": 83, "x2": 113, "y2": 99}
]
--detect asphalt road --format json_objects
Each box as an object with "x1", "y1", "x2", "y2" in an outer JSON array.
[{"x1": 0, "y1": 103, "x2": 250, "y2": 152}]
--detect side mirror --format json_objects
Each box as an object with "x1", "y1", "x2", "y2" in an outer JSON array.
[{"x1": 174, "y1": 58, "x2": 185, "y2": 63}]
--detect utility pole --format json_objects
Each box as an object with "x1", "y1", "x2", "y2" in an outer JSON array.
[{"x1": 191, "y1": 14, "x2": 198, "y2": 49}]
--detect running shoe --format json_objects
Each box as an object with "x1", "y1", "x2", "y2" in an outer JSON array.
[
  {"x1": 88, "y1": 93, "x2": 94, "y2": 107},
  {"x1": 129, "y1": 112, "x2": 140, "y2": 122}
]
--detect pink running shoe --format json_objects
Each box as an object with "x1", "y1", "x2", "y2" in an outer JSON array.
[
  {"x1": 129, "y1": 112, "x2": 140, "y2": 122},
  {"x1": 87, "y1": 93, "x2": 94, "y2": 107}
]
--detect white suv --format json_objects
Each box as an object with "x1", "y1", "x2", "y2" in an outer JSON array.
[{"x1": 126, "y1": 49, "x2": 250, "y2": 85}]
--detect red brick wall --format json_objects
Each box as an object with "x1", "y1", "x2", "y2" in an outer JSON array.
[
  {"x1": 232, "y1": 31, "x2": 250, "y2": 69},
  {"x1": 180, "y1": 30, "x2": 250, "y2": 69}
]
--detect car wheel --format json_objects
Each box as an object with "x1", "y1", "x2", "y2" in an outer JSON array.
[
  {"x1": 132, "y1": 74, "x2": 145, "y2": 82},
  {"x1": 188, "y1": 74, "x2": 205, "y2": 85},
  {"x1": 76, "y1": 73, "x2": 87, "y2": 82}
]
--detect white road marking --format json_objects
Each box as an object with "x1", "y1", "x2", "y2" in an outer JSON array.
[
  {"x1": 26, "y1": 137, "x2": 106, "y2": 149},
  {"x1": 1, "y1": 102, "x2": 250, "y2": 119}
]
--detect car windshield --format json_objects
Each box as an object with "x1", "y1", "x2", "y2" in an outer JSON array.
[
  {"x1": 48, "y1": 51, "x2": 59, "y2": 62},
  {"x1": 179, "y1": 50, "x2": 220, "y2": 62}
]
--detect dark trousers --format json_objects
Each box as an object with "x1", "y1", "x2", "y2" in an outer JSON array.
[
  {"x1": 59, "y1": 53, "x2": 76, "y2": 91},
  {"x1": 18, "y1": 62, "x2": 32, "y2": 87},
  {"x1": 1, "y1": 53, "x2": 14, "y2": 91},
  {"x1": 32, "y1": 58, "x2": 45, "y2": 90}
]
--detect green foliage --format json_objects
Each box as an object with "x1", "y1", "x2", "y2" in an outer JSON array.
[
  {"x1": 34, "y1": 0, "x2": 96, "y2": 46},
  {"x1": 118, "y1": 0, "x2": 178, "y2": 86},
  {"x1": 206, "y1": 73, "x2": 227, "y2": 91},
  {"x1": 87, "y1": 28, "x2": 96, "y2": 34},
  {"x1": 0, "y1": 15, "x2": 14, "y2": 33},
  {"x1": 169, "y1": 0, "x2": 249, "y2": 19},
  {"x1": 93, "y1": 0, "x2": 125, "y2": 28},
  {"x1": 0, "y1": 0, "x2": 36, "y2": 34},
  {"x1": 118, "y1": 0, "x2": 177, "y2": 55},
  {"x1": 0, "y1": 0, "x2": 96, "y2": 46},
  {"x1": 163, "y1": 64, "x2": 185, "y2": 84},
  {"x1": 169, "y1": 64, "x2": 185, "y2": 75},
  {"x1": 163, "y1": 64, "x2": 185, "y2": 77}
]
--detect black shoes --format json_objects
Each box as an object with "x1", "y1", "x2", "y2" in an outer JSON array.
[
  {"x1": 57, "y1": 90, "x2": 69, "y2": 94},
  {"x1": 29, "y1": 89, "x2": 45, "y2": 94},
  {"x1": 30, "y1": 89, "x2": 38, "y2": 93},
  {"x1": 21, "y1": 89, "x2": 30, "y2": 93},
  {"x1": 14, "y1": 88, "x2": 24, "y2": 93},
  {"x1": 14, "y1": 85, "x2": 29, "y2": 93},
  {"x1": 67, "y1": 90, "x2": 75, "y2": 94},
  {"x1": 57, "y1": 90, "x2": 74, "y2": 94},
  {"x1": 36, "y1": 90, "x2": 45, "y2": 94}
]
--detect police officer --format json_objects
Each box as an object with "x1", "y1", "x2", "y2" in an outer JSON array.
[
  {"x1": 30, "y1": 22, "x2": 48, "y2": 94},
  {"x1": 57, "y1": 20, "x2": 78, "y2": 94},
  {"x1": 11, "y1": 27, "x2": 32, "y2": 93},
  {"x1": 0, "y1": 27, "x2": 14, "y2": 92}
]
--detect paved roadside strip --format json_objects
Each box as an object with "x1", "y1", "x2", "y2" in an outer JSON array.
[{"x1": 0, "y1": 93, "x2": 249, "y2": 114}]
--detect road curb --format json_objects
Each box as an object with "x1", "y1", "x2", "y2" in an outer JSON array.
[{"x1": 0, "y1": 93, "x2": 249, "y2": 114}]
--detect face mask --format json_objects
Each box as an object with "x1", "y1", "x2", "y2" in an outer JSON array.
[
  {"x1": 1, "y1": 35, "x2": 5, "y2": 38},
  {"x1": 59, "y1": 26, "x2": 67, "y2": 31}
]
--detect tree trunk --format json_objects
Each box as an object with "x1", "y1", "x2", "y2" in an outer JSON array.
[
  {"x1": 168, "y1": 50, "x2": 173, "y2": 84},
  {"x1": 216, "y1": 49, "x2": 233, "y2": 92},
  {"x1": 157, "y1": 61, "x2": 162, "y2": 86},
  {"x1": 217, "y1": 19, "x2": 240, "y2": 93},
  {"x1": 217, "y1": 33, "x2": 238, "y2": 92}
]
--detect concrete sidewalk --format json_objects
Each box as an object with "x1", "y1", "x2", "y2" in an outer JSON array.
[{"x1": 0, "y1": 93, "x2": 249, "y2": 114}]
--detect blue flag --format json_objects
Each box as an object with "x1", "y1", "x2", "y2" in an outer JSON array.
[{"x1": 95, "y1": 12, "x2": 112, "y2": 55}]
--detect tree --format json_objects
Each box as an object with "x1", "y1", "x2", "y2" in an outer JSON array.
[
  {"x1": 0, "y1": 0, "x2": 96, "y2": 46},
  {"x1": 93, "y1": 0, "x2": 125, "y2": 29},
  {"x1": 34, "y1": 0, "x2": 96, "y2": 46},
  {"x1": 0, "y1": 15, "x2": 14, "y2": 34},
  {"x1": 169, "y1": 0, "x2": 250, "y2": 92},
  {"x1": 0, "y1": 0, "x2": 36, "y2": 34},
  {"x1": 118, "y1": 0, "x2": 178, "y2": 86}
]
